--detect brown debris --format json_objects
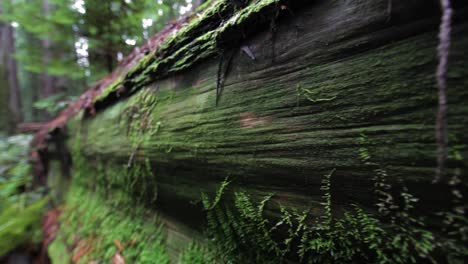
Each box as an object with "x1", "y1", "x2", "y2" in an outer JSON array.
[
  {"x1": 112, "y1": 252, "x2": 125, "y2": 264},
  {"x1": 239, "y1": 112, "x2": 273, "y2": 128},
  {"x1": 111, "y1": 240, "x2": 125, "y2": 264},
  {"x1": 17, "y1": 122, "x2": 46, "y2": 133},
  {"x1": 113, "y1": 240, "x2": 124, "y2": 253},
  {"x1": 71, "y1": 238, "x2": 93, "y2": 263},
  {"x1": 42, "y1": 207, "x2": 61, "y2": 248}
]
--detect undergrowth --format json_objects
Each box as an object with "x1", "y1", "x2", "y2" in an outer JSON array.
[
  {"x1": 178, "y1": 242, "x2": 216, "y2": 264},
  {"x1": 50, "y1": 184, "x2": 169, "y2": 264},
  {"x1": 0, "y1": 134, "x2": 48, "y2": 257},
  {"x1": 51, "y1": 134, "x2": 167, "y2": 263},
  {"x1": 437, "y1": 143, "x2": 468, "y2": 262},
  {"x1": 63, "y1": 129, "x2": 466, "y2": 263},
  {"x1": 71, "y1": 133, "x2": 158, "y2": 209},
  {"x1": 192, "y1": 133, "x2": 467, "y2": 263},
  {"x1": 200, "y1": 172, "x2": 439, "y2": 263}
]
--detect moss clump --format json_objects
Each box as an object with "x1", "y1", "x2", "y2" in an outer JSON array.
[
  {"x1": 96, "y1": 0, "x2": 286, "y2": 105},
  {"x1": 49, "y1": 184, "x2": 169, "y2": 264},
  {"x1": 92, "y1": 78, "x2": 123, "y2": 103}
]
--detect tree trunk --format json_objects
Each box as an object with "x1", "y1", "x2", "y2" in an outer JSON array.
[
  {"x1": 40, "y1": 0, "x2": 54, "y2": 120},
  {"x1": 0, "y1": 4, "x2": 22, "y2": 132},
  {"x1": 0, "y1": 62, "x2": 11, "y2": 133},
  {"x1": 4, "y1": 25, "x2": 22, "y2": 125},
  {"x1": 105, "y1": 48, "x2": 114, "y2": 73},
  {"x1": 0, "y1": 24, "x2": 11, "y2": 133},
  {"x1": 45, "y1": 0, "x2": 468, "y2": 262}
]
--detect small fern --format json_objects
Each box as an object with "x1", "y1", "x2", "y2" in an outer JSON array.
[
  {"x1": 178, "y1": 242, "x2": 216, "y2": 264},
  {"x1": 201, "y1": 170, "x2": 440, "y2": 263}
]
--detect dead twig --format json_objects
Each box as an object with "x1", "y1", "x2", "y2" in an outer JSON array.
[{"x1": 434, "y1": 0, "x2": 452, "y2": 182}]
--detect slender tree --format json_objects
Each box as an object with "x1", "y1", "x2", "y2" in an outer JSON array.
[{"x1": 0, "y1": 2, "x2": 22, "y2": 130}]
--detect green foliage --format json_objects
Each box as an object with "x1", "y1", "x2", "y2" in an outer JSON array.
[
  {"x1": 0, "y1": 134, "x2": 48, "y2": 257},
  {"x1": 201, "y1": 171, "x2": 439, "y2": 264},
  {"x1": 201, "y1": 176, "x2": 231, "y2": 210},
  {"x1": 357, "y1": 133, "x2": 468, "y2": 263},
  {"x1": 1, "y1": 0, "x2": 200, "y2": 124},
  {"x1": 2, "y1": 0, "x2": 85, "y2": 79},
  {"x1": 51, "y1": 184, "x2": 170, "y2": 264},
  {"x1": 48, "y1": 135, "x2": 169, "y2": 263},
  {"x1": 437, "y1": 155, "x2": 468, "y2": 263},
  {"x1": 33, "y1": 92, "x2": 77, "y2": 115},
  {"x1": 0, "y1": 197, "x2": 48, "y2": 256},
  {"x1": 358, "y1": 133, "x2": 395, "y2": 216},
  {"x1": 2, "y1": 0, "x2": 199, "y2": 84},
  {"x1": 202, "y1": 183, "x2": 284, "y2": 263},
  {"x1": 178, "y1": 242, "x2": 217, "y2": 264},
  {"x1": 439, "y1": 211, "x2": 468, "y2": 262},
  {"x1": 124, "y1": 158, "x2": 158, "y2": 206}
]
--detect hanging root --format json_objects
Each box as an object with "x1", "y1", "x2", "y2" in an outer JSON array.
[
  {"x1": 386, "y1": 0, "x2": 393, "y2": 23},
  {"x1": 434, "y1": 0, "x2": 453, "y2": 183},
  {"x1": 270, "y1": 3, "x2": 280, "y2": 62},
  {"x1": 216, "y1": 53, "x2": 225, "y2": 106},
  {"x1": 216, "y1": 50, "x2": 235, "y2": 106},
  {"x1": 241, "y1": 45, "x2": 256, "y2": 60}
]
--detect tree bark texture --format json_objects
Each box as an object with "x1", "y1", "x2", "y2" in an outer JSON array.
[{"x1": 48, "y1": 0, "x2": 468, "y2": 261}]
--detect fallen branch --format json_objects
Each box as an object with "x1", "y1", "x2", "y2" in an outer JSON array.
[{"x1": 17, "y1": 122, "x2": 46, "y2": 133}]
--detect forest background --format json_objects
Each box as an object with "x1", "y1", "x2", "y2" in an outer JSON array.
[
  {"x1": 0, "y1": 0, "x2": 201, "y2": 130},
  {"x1": 0, "y1": 0, "x2": 200, "y2": 258}
]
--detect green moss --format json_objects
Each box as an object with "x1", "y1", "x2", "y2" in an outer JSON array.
[
  {"x1": 79, "y1": 27, "x2": 468, "y2": 180},
  {"x1": 57, "y1": 6, "x2": 468, "y2": 263},
  {"x1": 49, "y1": 183, "x2": 169, "y2": 264},
  {"x1": 296, "y1": 83, "x2": 337, "y2": 103},
  {"x1": 92, "y1": 78, "x2": 123, "y2": 103},
  {"x1": 95, "y1": 0, "x2": 284, "y2": 105},
  {"x1": 47, "y1": 133, "x2": 169, "y2": 262}
]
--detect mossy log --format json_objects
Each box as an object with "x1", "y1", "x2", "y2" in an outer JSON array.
[{"x1": 46, "y1": 0, "x2": 468, "y2": 262}]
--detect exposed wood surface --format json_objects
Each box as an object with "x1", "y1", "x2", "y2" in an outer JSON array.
[{"x1": 51, "y1": 0, "x2": 468, "y2": 260}]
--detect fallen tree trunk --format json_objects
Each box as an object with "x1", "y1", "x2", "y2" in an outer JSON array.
[
  {"x1": 41, "y1": 0, "x2": 468, "y2": 263},
  {"x1": 17, "y1": 122, "x2": 46, "y2": 133}
]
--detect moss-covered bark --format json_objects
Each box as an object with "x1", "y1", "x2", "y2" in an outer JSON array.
[{"x1": 49, "y1": 0, "x2": 468, "y2": 262}]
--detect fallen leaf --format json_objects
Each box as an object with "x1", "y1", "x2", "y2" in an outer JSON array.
[
  {"x1": 71, "y1": 239, "x2": 92, "y2": 263},
  {"x1": 114, "y1": 239, "x2": 123, "y2": 253},
  {"x1": 112, "y1": 253, "x2": 125, "y2": 264}
]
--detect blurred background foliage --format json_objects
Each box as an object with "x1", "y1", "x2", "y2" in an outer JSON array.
[
  {"x1": 0, "y1": 0, "x2": 201, "y2": 259},
  {"x1": 0, "y1": 0, "x2": 200, "y2": 125},
  {"x1": 0, "y1": 134, "x2": 47, "y2": 257}
]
